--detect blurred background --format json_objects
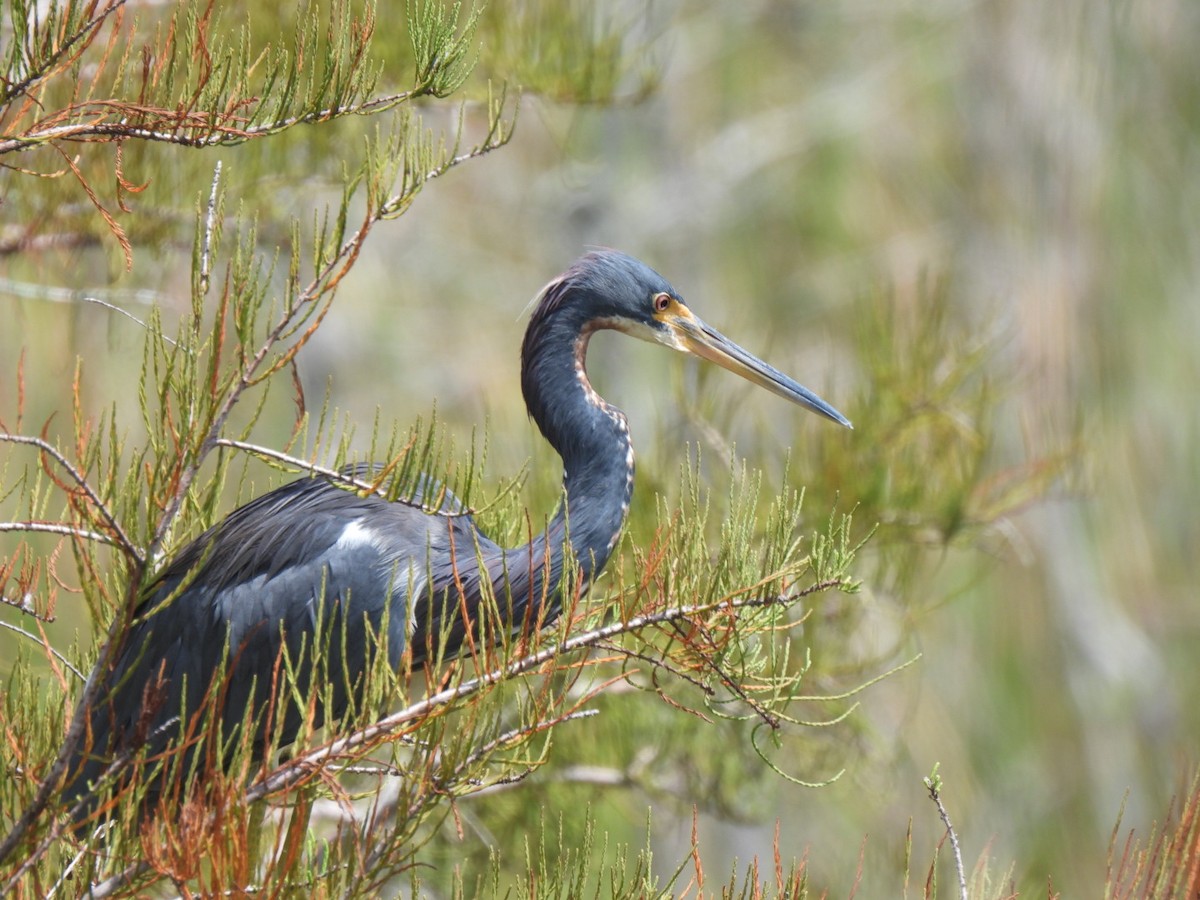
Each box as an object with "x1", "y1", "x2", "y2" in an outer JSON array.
[{"x1": 3, "y1": 0, "x2": 1198, "y2": 893}]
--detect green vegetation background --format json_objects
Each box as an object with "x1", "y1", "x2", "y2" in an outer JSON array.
[{"x1": 2, "y1": 0, "x2": 1197, "y2": 894}]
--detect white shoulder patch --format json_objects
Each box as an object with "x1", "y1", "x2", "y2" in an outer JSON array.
[{"x1": 335, "y1": 519, "x2": 380, "y2": 552}]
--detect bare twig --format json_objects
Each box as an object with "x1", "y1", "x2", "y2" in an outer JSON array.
[
  {"x1": 211, "y1": 438, "x2": 472, "y2": 517},
  {"x1": 198, "y1": 161, "x2": 222, "y2": 295},
  {"x1": 0, "y1": 276, "x2": 164, "y2": 308},
  {"x1": 0, "y1": 434, "x2": 141, "y2": 562},
  {"x1": 440, "y1": 708, "x2": 601, "y2": 794},
  {"x1": 0, "y1": 620, "x2": 85, "y2": 682},
  {"x1": 362, "y1": 708, "x2": 601, "y2": 869},
  {"x1": 248, "y1": 579, "x2": 848, "y2": 803},
  {"x1": 0, "y1": 521, "x2": 128, "y2": 548},
  {"x1": 925, "y1": 764, "x2": 969, "y2": 900},
  {"x1": 0, "y1": 90, "x2": 435, "y2": 157},
  {"x1": 594, "y1": 637, "x2": 716, "y2": 697}
]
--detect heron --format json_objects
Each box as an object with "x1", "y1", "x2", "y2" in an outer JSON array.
[{"x1": 63, "y1": 249, "x2": 850, "y2": 828}]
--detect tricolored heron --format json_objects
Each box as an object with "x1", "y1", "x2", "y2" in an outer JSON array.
[{"x1": 64, "y1": 250, "x2": 850, "y2": 826}]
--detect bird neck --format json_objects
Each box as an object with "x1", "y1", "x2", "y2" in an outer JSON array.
[{"x1": 520, "y1": 308, "x2": 634, "y2": 586}]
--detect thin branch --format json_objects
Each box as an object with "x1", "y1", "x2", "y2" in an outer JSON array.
[
  {"x1": 925, "y1": 766, "x2": 969, "y2": 900},
  {"x1": 362, "y1": 707, "x2": 601, "y2": 869},
  {"x1": 0, "y1": 433, "x2": 141, "y2": 562},
  {"x1": 0, "y1": 620, "x2": 86, "y2": 682},
  {"x1": 248, "y1": 578, "x2": 849, "y2": 803},
  {"x1": 211, "y1": 438, "x2": 472, "y2": 517},
  {"x1": 0, "y1": 89, "x2": 433, "y2": 157},
  {"x1": 442, "y1": 708, "x2": 600, "y2": 792},
  {"x1": 593, "y1": 637, "x2": 716, "y2": 697},
  {"x1": 0, "y1": 1, "x2": 129, "y2": 108},
  {"x1": 71, "y1": 860, "x2": 147, "y2": 899},
  {"x1": 198, "y1": 161, "x2": 221, "y2": 295},
  {"x1": 0, "y1": 521, "x2": 129, "y2": 549},
  {"x1": 0, "y1": 276, "x2": 165, "y2": 309},
  {"x1": 2, "y1": 713, "x2": 180, "y2": 896},
  {"x1": 671, "y1": 618, "x2": 781, "y2": 729},
  {"x1": 0, "y1": 592, "x2": 37, "y2": 616}
]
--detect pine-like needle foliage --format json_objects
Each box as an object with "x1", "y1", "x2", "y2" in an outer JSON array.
[
  {"x1": 0, "y1": 1, "x2": 871, "y2": 896},
  {"x1": 0, "y1": 1, "x2": 1090, "y2": 897}
]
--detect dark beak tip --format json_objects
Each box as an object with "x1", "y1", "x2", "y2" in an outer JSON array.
[{"x1": 814, "y1": 404, "x2": 852, "y2": 430}]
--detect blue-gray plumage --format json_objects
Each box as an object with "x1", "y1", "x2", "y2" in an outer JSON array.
[{"x1": 64, "y1": 250, "x2": 850, "y2": 827}]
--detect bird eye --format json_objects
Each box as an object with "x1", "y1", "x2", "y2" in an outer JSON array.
[{"x1": 653, "y1": 293, "x2": 672, "y2": 313}]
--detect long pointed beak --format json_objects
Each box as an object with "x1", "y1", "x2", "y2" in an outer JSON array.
[{"x1": 667, "y1": 312, "x2": 852, "y2": 428}]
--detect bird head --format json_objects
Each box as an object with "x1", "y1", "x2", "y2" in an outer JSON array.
[{"x1": 528, "y1": 250, "x2": 852, "y2": 428}]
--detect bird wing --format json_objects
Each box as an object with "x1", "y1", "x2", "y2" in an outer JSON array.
[
  {"x1": 67, "y1": 469, "x2": 529, "y2": 820},
  {"x1": 69, "y1": 477, "x2": 432, "y2": 802}
]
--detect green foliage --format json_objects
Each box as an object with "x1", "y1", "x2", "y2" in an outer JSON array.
[
  {"x1": 408, "y1": 0, "x2": 480, "y2": 98},
  {"x1": 0, "y1": 1, "x2": 878, "y2": 895},
  {"x1": 810, "y1": 280, "x2": 1077, "y2": 597},
  {"x1": 479, "y1": 1, "x2": 662, "y2": 104},
  {"x1": 3, "y1": 0, "x2": 1181, "y2": 897}
]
